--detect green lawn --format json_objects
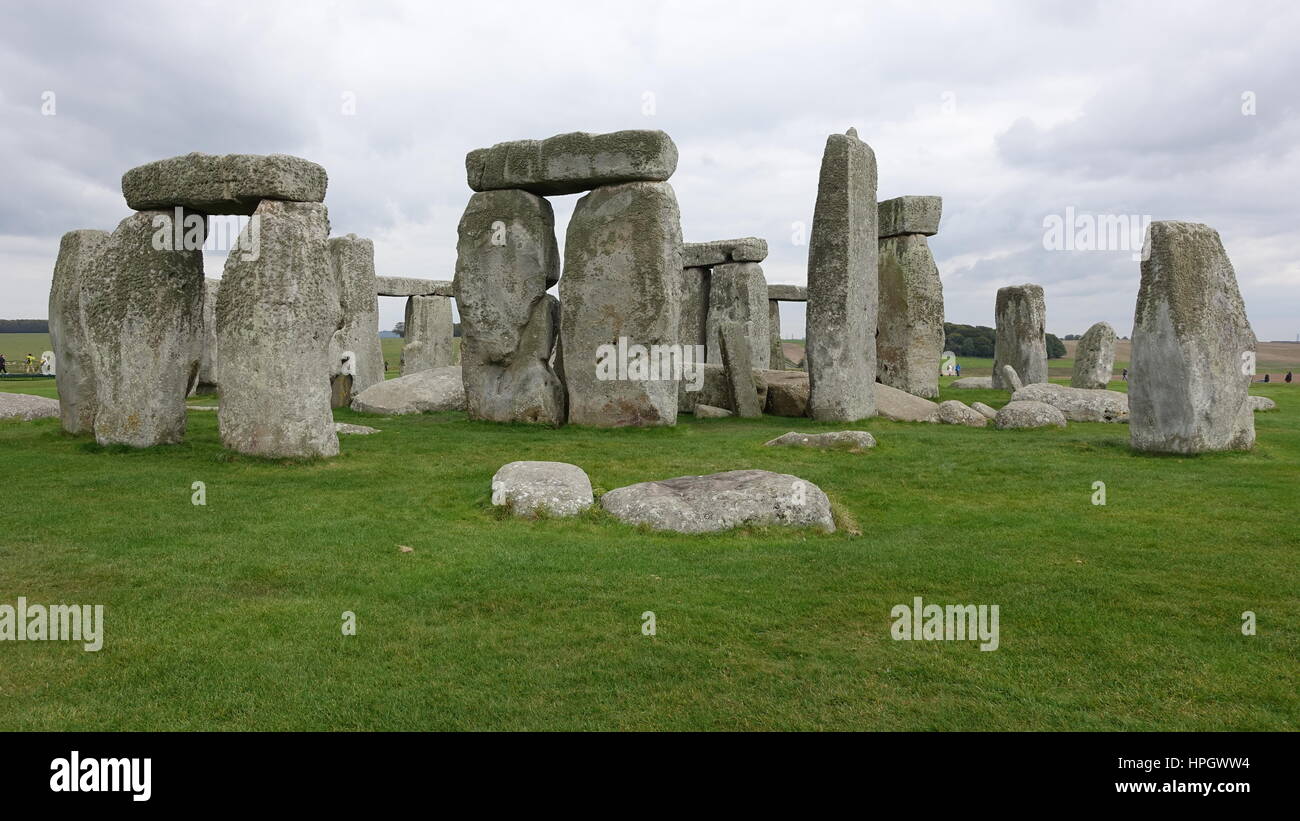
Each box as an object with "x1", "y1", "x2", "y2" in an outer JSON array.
[{"x1": 0, "y1": 373, "x2": 1296, "y2": 731}]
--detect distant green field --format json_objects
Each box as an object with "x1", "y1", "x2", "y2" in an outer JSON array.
[{"x1": 0, "y1": 333, "x2": 51, "y2": 373}]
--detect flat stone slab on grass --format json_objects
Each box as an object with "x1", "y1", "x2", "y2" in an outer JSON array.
[
  {"x1": 466, "y1": 130, "x2": 677, "y2": 196},
  {"x1": 492, "y1": 461, "x2": 593, "y2": 517},
  {"x1": 693, "y1": 404, "x2": 733, "y2": 418},
  {"x1": 1013, "y1": 383, "x2": 1129, "y2": 423},
  {"x1": 683, "y1": 237, "x2": 768, "y2": 267},
  {"x1": 1248, "y1": 396, "x2": 1277, "y2": 412},
  {"x1": 971, "y1": 401, "x2": 998, "y2": 419},
  {"x1": 937, "y1": 400, "x2": 988, "y2": 427},
  {"x1": 995, "y1": 400, "x2": 1067, "y2": 429},
  {"x1": 764, "y1": 431, "x2": 876, "y2": 452},
  {"x1": 122, "y1": 152, "x2": 327, "y2": 215},
  {"x1": 350, "y1": 366, "x2": 465, "y2": 415},
  {"x1": 949, "y1": 376, "x2": 993, "y2": 389},
  {"x1": 335, "y1": 422, "x2": 380, "y2": 435},
  {"x1": 0, "y1": 393, "x2": 60, "y2": 422},
  {"x1": 601, "y1": 469, "x2": 835, "y2": 534},
  {"x1": 874, "y1": 382, "x2": 939, "y2": 422}
]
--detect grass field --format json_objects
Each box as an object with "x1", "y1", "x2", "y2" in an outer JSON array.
[{"x1": 1, "y1": 359, "x2": 1296, "y2": 731}]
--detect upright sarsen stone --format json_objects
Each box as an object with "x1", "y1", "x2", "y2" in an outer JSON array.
[
  {"x1": 48, "y1": 229, "x2": 109, "y2": 434},
  {"x1": 806, "y1": 128, "x2": 877, "y2": 421},
  {"x1": 400, "y1": 295, "x2": 455, "y2": 374},
  {"x1": 80, "y1": 212, "x2": 205, "y2": 447},
  {"x1": 561, "y1": 181, "x2": 682, "y2": 426},
  {"x1": 1130, "y1": 221, "x2": 1255, "y2": 453},
  {"x1": 992, "y1": 284, "x2": 1047, "y2": 389},
  {"x1": 1070, "y1": 321, "x2": 1116, "y2": 389},
  {"x1": 454, "y1": 189, "x2": 565, "y2": 425},
  {"x1": 706, "y1": 262, "x2": 769, "y2": 368},
  {"x1": 768, "y1": 300, "x2": 785, "y2": 369},
  {"x1": 194, "y1": 278, "x2": 221, "y2": 395},
  {"x1": 678, "y1": 266, "x2": 711, "y2": 412},
  {"x1": 328, "y1": 235, "x2": 385, "y2": 395},
  {"x1": 217, "y1": 200, "x2": 339, "y2": 458},
  {"x1": 876, "y1": 233, "x2": 944, "y2": 398}
]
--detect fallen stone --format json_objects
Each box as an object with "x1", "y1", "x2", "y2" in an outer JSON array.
[
  {"x1": 1070, "y1": 321, "x2": 1117, "y2": 389},
  {"x1": 600, "y1": 469, "x2": 835, "y2": 534},
  {"x1": 767, "y1": 284, "x2": 808, "y2": 301},
  {"x1": 874, "y1": 382, "x2": 940, "y2": 422},
  {"x1": 350, "y1": 366, "x2": 466, "y2": 415},
  {"x1": 328, "y1": 235, "x2": 385, "y2": 396},
  {"x1": 682, "y1": 237, "x2": 768, "y2": 267},
  {"x1": 491, "y1": 461, "x2": 593, "y2": 517},
  {"x1": 994, "y1": 400, "x2": 1067, "y2": 429},
  {"x1": 719, "y1": 323, "x2": 762, "y2": 418},
  {"x1": 877, "y1": 232, "x2": 944, "y2": 399},
  {"x1": 807, "y1": 128, "x2": 877, "y2": 421},
  {"x1": 48, "y1": 228, "x2": 109, "y2": 434},
  {"x1": 707, "y1": 262, "x2": 769, "y2": 368},
  {"x1": 950, "y1": 376, "x2": 994, "y2": 389},
  {"x1": 878, "y1": 195, "x2": 942, "y2": 238},
  {"x1": 1001, "y1": 365, "x2": 1024, "y2": 391},
  {"x1": 1248, "y1": 396, "x2": 1277, "y2": 412},
  {"x1": 1012, "y1": 382, "x2": 1129, "y2": 422},
  {"x1": 188, "y1": 405, "x2": 218, "y2": 411},
  {"x1": 992, "y1": 284, "x2": 1048, "y2": 389},
  {"x1": 1130, "y1": 221, "x2": 1256, "y2": 453},
  {"x1": 374, "y1": 276, "x2": 455, "y2": 297},
  {"x1": 971, "y1": 401, "x2": 998, "y2": 419},
  {"x1": 335, "y1": 422, "x2": 380, "y2": 435},
  {"x1": 0, "y1": 392, "x2": 60, "y2": 422},
  {"x1": 401, "y1": 295, "x2": 455, "y2": 375},
  {"x1": 764, "y1": 430, "x2": 876, "y2": 451},
  {"x1": 121, "y1": 152, "x2": 327, "y2": 215},
  {"x1": 467, "y1": 130, "x2": 678, "y2": 196},
  {"x1": 758, "y1": 369, "x2": 809, "y2": 417},
  {"x1": 693, "y1": 404, "x2": 733, "y2": 418},
  {"x1": 937, "y1": 400, "x2": 988, "y2": 427}
]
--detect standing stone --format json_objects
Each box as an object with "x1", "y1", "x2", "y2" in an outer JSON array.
[
  {"x1": 678, "y1": 266, "x2": 711, "y2": 412},
  {"x1": 466, "y1": 130, "x2": 678, "y2": 196},
  {"x1": 561, "y1": 181, "x2": 682, "y2": 426},
  {"x1": 706, "y1": 262, "x2": 769, "y2": 368},
  {"x1": 992, "y1": 284, "x2": 1047, "y2": 389},
  {"x1": 806, "y1": 128, "x2": 877, "y2": 421},
  {"x1": 48, "y1": 229, "x2": 109, "y2": 434},
  {"x1": 454, "y1": 189, "x2": 565, "y2": 425},
  {"x1": 79, "y1": 212, "x2": 204, "y2": 447},
  {"x1": 193, "y1": 278, "x2": 221, "y2": 395},
  {"x1": 768, "y1": 300, "x2": 785, "y2": 369},
  {"x1": 719, "y1": 322, "x2": 762, "y2": 418},
  {"x1": 217, "y1": 200, "x2": 339, "y2": 458},
  {"x1": 1130, "y1": 221, "x2": 1255, "y2": 453},
  {"x1": 328, "y1": 235, "x2": 384, "y2": 395},
  {"x1": 400, "y1": 295, "x2": 455, "y2": 375},
  {"x1": 876, "y1": 233, "x2": 944, "y2": 398},
  {"x1": 1070, "y1": 321, "x2": 1117, "y2": 389}
]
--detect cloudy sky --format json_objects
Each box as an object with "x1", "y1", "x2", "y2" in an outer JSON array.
[{"x1": 2, "y1": 0, "x2": 1297, "y2": 341}]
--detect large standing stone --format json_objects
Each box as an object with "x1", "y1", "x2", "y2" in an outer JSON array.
[
  {"x1": 454, "y1": 189, "x2": 566, "y2": 425},
  {"x1": 121, "y1": 152, "x2": 327, "y2": 215},
  {"x1": 706, "y1": 262, "x2": 769, "y2": 368},
  {"x1": 560, "y1": 181, "x2": 682, "y2": 426},
  {"x1": 768, "y1": 300, "x2": 785, "y2": 368},
  {"x1": 719, "y1": 322, "x2": 762, "y2": 418},
  {"x1": 678, "y1": 266, "x2": 711, "y2": 412},
  {"x1": 400, "y1": 295, "x2": 455, "y2": 375},
  {"x1": 1130, "y1": 221, "x2": 1255, "y2": 453},
  {"x1": 466, "y1": 130, "x2": 678, "y2": 196},
  {"x1": 328, "y1": 235, "x2": 385, "y2": 395},
  {"x1": 876, "y1": 233, "x2": 944, "y2": 398},
  {"x1": 600, "y1": 469, "x2": 835, "y2": 533},
  {"x1": 80, "y1": 212, "x2": 204, "y2": 447},
  {"x1": 806, "y1": 128, "x2": 877, "y2": 421},
  {"x1": 48, "y1": 229, "x2": 109, "y2": 434},
  {"x1": 1070, "y1": 321, "x2": 1117, "y2": 389},
  {"x1": 992, "y1": 284, "x2": 1047, "y2": 389},
  {"x1": 193, "y1": 278, "x2": 220, "y2": 395},
  {"x1": 217, "y1": 201, "x2": 339, "y2": 458}
]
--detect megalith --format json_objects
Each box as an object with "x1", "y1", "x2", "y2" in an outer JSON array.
[
  {"x1": 216, "y1": 200, "x2": 340, "y2": 458},
  {"x1": 121, "y1": 152, "x2": 327, "y2": 215},
  {"x1": 400, "y1": 295, "x2": 455, "y2": 375},
  {"x1": 768, "y1": 300, "x2": 785, "y2": 369},
  {"x1": 193, "y1": 278, "x2": 221, "y2": 395},
  {"x1": 454, "y1": 189, "x2": 566, "y2": 425},
  {"x1": 327, "y1": 235, "x2": 385, "y2": 396},
  {"x1": 876, "y1": 196, "x2": 944, "y2": 399},
  {"x1": 48, "y1": 228, "x2": 109, "y2": 434},
  {"x1": 1130, "y1": 221, "x2": 1255, "y2": 453},
  {"x1": 677, "y1": 266, "x2": 710, "y2": 412},
  {"x1": 706, "y1": 262, "x2": 770, "y2": 369},
  {"x1": 466, "y1": 130, "x2": 678, "y2": 196},
  {"x1": 992, "y1": 284, "x2": 1047, "y2": 389},
  {"x1": 1070, "y1": 321, "x2": 1116, "y2": 389},
  {"x1": 806, "y1": 128, "x2": 877, "y2": 421}
]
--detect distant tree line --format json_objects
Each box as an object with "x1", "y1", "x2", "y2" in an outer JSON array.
[
  {"x1": 0, "y1": 319, "x2": 49, "y2": 333},
  {"x1": 943, "y1": 322, "x2": 1066, "y2": 359}
]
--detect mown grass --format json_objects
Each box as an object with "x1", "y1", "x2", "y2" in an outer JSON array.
[{"x1": 0, "y1": 375, "x2": 1296, "y2": 731}]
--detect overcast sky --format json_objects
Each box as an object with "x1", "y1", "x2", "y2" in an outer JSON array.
[{"x1": 2, "y1": 0, "x2": 1297, "y2": 341}]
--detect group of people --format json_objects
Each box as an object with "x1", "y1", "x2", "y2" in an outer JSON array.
[
  {"x1": 1257, "y1": 371, "x2": 1294, "y2": 384},
  {"x1": 0, "y1": 353, "x2": 40, "y2": 374}
]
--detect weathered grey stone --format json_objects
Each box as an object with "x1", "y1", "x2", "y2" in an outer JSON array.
[
  {"x1": 334, "y1": 422, "x2": 380, "y2": 435},
  {"x1": 600, "y1": 469, "x2": 835, "y2": 534},
  {"x1": 1130, "y1": 222, "x2": 1255, "y2": 453},
  {"x1": 81, "y1": 212, "x2": 204, "y2": 447},
  {"x1": 759, "y1": 369, "x2": 809, "y2": 417},
  {"x1": 1070, "y1": 321, "x2": 1117, "y2": 389},
  {"x1": 121, "y1": 152, "x2": 327, "y2": 215},
  {"x1": 695, "y1": 364, "x2": 768, "y2": 412},
  {"x1": 216, "y1": 201, "x2": 338, "y2": 458},
  {"x1": 374, "y1": 276, "x2": 455, "y2": 297},
  {"x1": 971, "y1": 401, "x2": 998, "y2": 419},
  {"x1": 1248, "y1": 395, "x2": 1277, "y2": 412},
  {"x1": 350, "y1": 366, "x2": 465, "y2": 415},
  {"x1": 994, "y1": 400, "x2": 1067, "y2": 429},
  {"x1": 682, "y1": 237, "x2": 768, "y2": 267},
  {"x1": 193, "y1": 278, "x2": 220, "y2": 395},
  {"x1": 876, "y1": 233, "x2": 944, "y2": 398},
  {"x1": 764, "y1": 430, "x2": 876, "y2": 451},
  {"x1": 878, "y1": 195, "x2": 942, "y2": 238},
  {"x1": 0, "y1": 392, "x2": 60, "y2": 422},
  {"x1": 1013, "y1": 382, "x2": 1129, "y2": 423},
  {"x1": 693, "y1": 404, "x2": 733, "y2": 418},
  {"x1": 767, "y1": 284, "x2": 808, "y2": 301},
  {"x1": 48, "y1": 228, "x2": 109, "y2": 433},
  {"x1": 937, "y1": 400, "x2": 988, "y2": 427},
  {"x1": 806, "y1": 128, "x2": 877, "y2": 421},
  {"x1": 677, "y1": 266, "x2": 711, "y2": 413},
  {"x1": 491, "y1": 461, "x2": 593, "y2": 517},
  {"x1": 719, "y1": 323, "x2": 762, "y2": 418},
  {"x1": 400, "y1": 295, "x2": 455, "y2": 375},
  {"x1": 992, "y1": 284, "x2": 1047, "y2": 389},
  {"x1": 454, "y1": 189, "x2": 566, "y2": 425},
  {"x1": 950, "y1": 376, "x2": 994, "y2": 389},
  {"x1": 560, "y1": 181, "x2": 682, "y2": 426},
  {"x1": 328, "y1": 235, "x2": 385, "y2": 396},
  {"x1": 768, "y1": 300, "x2": 785, "y2": 368},
  {"x1": 466, "y1": 130, "x2": 678, "y2": 196},
  {"x1": 874, "y1": 382, "x2": 940, "y2": 422},
  {"x1": 706, "y1": 262, "x2": 769, "y2": 368},
  {"x1": 1001, "y1": 364, "x2": 1024, "y2": 391}
]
